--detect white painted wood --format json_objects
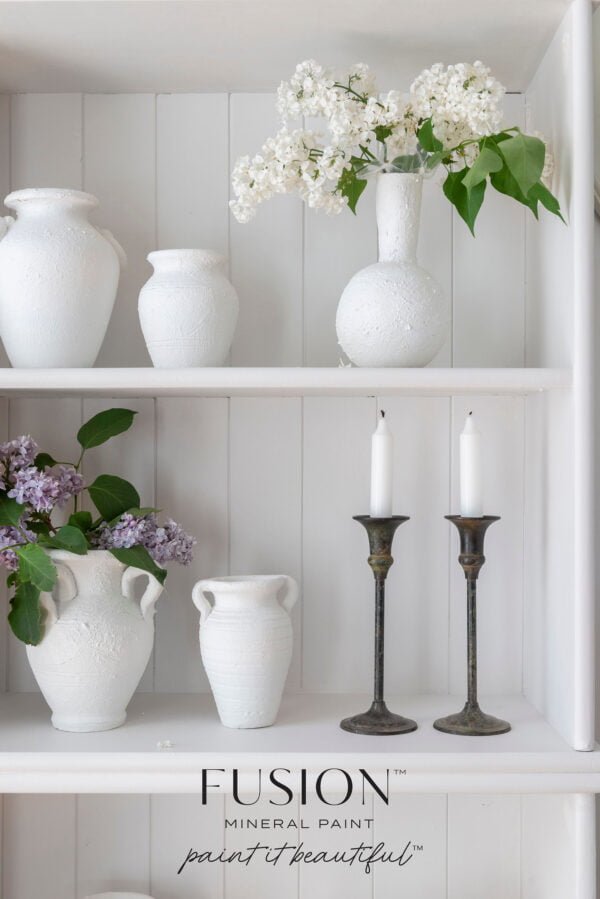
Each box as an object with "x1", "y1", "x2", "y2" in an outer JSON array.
[
  {"x1": 6, "y1": 397, "x2": 83, "y2": 693},
  {"x1": 449, "y1": 397, "x2": 525, "y2": 696},
  {"x1": 379, "y1": 397, "x2": 450, "y2": 693},
  {"x1": 447, "y1": 795, "x2": 521, "y2": 898},
  {"x1": 154, "y1": 398, "x2": 229, "y2": 693},
  {"x1": 156, "y1": 94, "x2": 229, "y2": 255},
  {"x1": 0, "y1": 95, "x2": 11, "y2": 216},
  {"x1": 229, "y1": 94, "x2": 303, "y2": 366},
  {"x1": 453, "y1": 93, "x2": 526, "y2": 367},
  {"x1": 0, "y1": 366, "x2": 570, "y2": 397},
  {"x1": 302, "y1": 397, "x2": 374, "y2": 691},
  {"x1": 373, "y1": 794, "x2": 447, "y2": 896},
  {"x1": 2, "y1": 794, "x2": 76, "y2": 899},
  {"x1": 229, "y1": 398, "x2": 302, "y2": 689},
  {"x1": 575, "y1": 794, "x2": 597, "y2": 899},
  {"x1": 84, "y1": 94, "x2": 155, "y2": 367},
  {"x1": 10, "y1": 93, "x2": 82, "y2": 191},
  {"x1": 150, "y1": 794, "x2": 225, "y2": 899},
  {"x1": 81, "y1": 398, "x2": 156, "y2": 693},
  {"x1": 521, "y1": 795, "x2": 578, "y2": 898},
  {"x1": 77, "y1": 795, "x2": 151, "y2": 896}
]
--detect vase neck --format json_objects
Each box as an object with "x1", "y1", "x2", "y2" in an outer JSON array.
[
  {"x1": 376, "y1": 173, "x2": 423, "y2": 263},
  {"x1": 148, "y1": 249, "x2": 226, "y2": 274},
  {"x1": 4, "y1": 188, "x2": 97, "y2": 222}
]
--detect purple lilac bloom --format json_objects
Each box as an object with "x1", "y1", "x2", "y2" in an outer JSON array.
[
  {"x1": 8, "y1": 464, "x2": 85, "y2": 513},
  {"x1": 145, "y1": 518, "x2": 196, "y2": 566},
  {"x1": 0, "y1": 436, "x2": 39, "y2": 489},
  {"x1": 0, "y1": 525, "x2": 27, "y2": 571},
  {"x1": 92, "y1": 512, "x2": 155, "y2": 550},
  {"x1": 92, "y1": 512, "x2": 195, "y2": 566}
]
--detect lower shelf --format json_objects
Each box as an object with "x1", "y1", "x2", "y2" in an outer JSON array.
[{"x1": 0, "y1": 692, "x2": 599, "y2": 793}]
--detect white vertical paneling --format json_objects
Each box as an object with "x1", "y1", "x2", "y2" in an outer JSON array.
[
  {"x1": 0, "y1": 95, "x2": 11, "y2": 213},
  {"x1": 224, "y1": 795, "x2": 299, "y2": 899},
  {"x1": 523, "y1": 392, "x2": 546, "y2": 713},
  {"x1": 81, "y1": 397, "x2": 156, "y2": 692},
  {"x1": 303, "y1": 139, "x2": 377, "y2": 367},
  {"x1": 157, "y1": 94, "x2": 229, "y2": 253},
  {"x1": 84, "y1": 94, "x2": 155, "y2": 367},
  {"x1": 302, "y1": 397, "x2": 374, "y2": 692},
  {"x1": 151, "y1": 795, "x2": 225, "y2": 899},
  {"x1": 298, "y1": 792, "x2": 373, "y2": 899},
  {"x1": 10, "y1": 93, "x2": 82, "y2": 191},
  {"x1": 229, "y1": 398, "x2": 302, "y2": 689},
  {"x1": 521, "y1": 795, "x2": 576, "y2": 899},
  {"x1": 7, "y1": 397, "x2": 83, "y2": 692},
  {"x1": 449, "y1": 396, "x2": 524, "y2": 696},
  {"x1": 380, "y1": 397, "x2": 450, "y2": 693},
  {"x1": 374, "y1": 795, "x2": 447, "y2": 897},
  {"x1": 77, "y1": 795, "x2": 150, "y2": 896},
  {"x1": 2, "y1": 795, "x2": 76, "y2": 899},
  {"x1": 154, "y1": 398, "x2": 229, "y2": 692},
  {"x1": 453, "y1": 94, "x2": 526, "y2": 367},
  {"x1": 229, "y1": 94, "x2": 303, "y2": 365},
  {"x1": 448, "y1": 795, "x2": 521, "y2": 899}
]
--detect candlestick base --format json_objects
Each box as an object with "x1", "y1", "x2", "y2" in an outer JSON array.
[
  {"x1": 433, "y1": 702, "x2": 511, "y2": 737},
  {"x1": 341, "y1": 700, "x2": 417, "y2": 736}
]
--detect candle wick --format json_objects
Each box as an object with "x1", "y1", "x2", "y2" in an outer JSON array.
[
  {"x1": 380, "y1": 410, "x2": 385, "y2": 418},
  {"x1": 468, "y1": 410, "x2": 473, "y2": 416}
]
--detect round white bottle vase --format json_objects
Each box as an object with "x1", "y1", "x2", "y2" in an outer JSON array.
[
  {"x1": 26, "y1": 550, "x2": 163, "y2": 732},
  {"x1": 336, "y1": 172, "x2": 449, "y2": 367},
  {"x1": 192, "y1": 574, "x2": 298, "y2": 728},
  {"x1": 0, "y1": 188, "x2": 126, "y2": 368},
  {"x1": 138, "y1": 248, "x2": 239, "y2": 367}
]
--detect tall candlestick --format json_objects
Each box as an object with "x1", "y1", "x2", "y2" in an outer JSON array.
[
  {"x1": 460, "y1": 412, "x2": 483, "y2": 517},
  {"x1": 370, "y1": 410, "x2": 393, "y2": 518}
]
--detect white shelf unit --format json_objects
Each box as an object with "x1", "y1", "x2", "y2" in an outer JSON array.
[{"x1": 0, "y1": 0, "x2": 596, "y2": 897}]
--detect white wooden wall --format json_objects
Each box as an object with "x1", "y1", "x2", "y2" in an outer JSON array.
[
  {"x1": 0, "y1": 792, "x2": 578, "y2": 899},
  {"x1": 0, "y1": 93, "x2": 529, "y2": 698}
]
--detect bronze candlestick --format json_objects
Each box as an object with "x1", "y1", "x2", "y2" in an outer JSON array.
[
  {"x1": 340, "y1": 515, "x2": 417, "y2": 736},
  {"x1": 434, "y1": 515, "x2": 511, "y2": 737}
]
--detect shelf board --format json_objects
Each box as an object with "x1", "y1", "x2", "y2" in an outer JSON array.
[
  {"x1": 0, "y1": 367, "x2": 570, "y2": 398},
  {"x1": 0, "y1": 692, "x2": 598, "y2": 794}
]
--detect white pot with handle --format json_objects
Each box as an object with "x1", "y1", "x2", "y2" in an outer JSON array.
[
  {"x1": 192, "y1": 574, "x2": 298, "y2": 728},
  {"x1": 26, "y1": 550, "x2": 163, "y2": 732},
  {"x1": 0, "y1": 188, "x2": 126, "y2": 368}
]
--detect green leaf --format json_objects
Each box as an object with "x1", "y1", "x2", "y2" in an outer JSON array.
[
  {"x1": 68, "y1": 510, "x2": 93, "y2": 533},
  {"x1": 39, "y1": 525, "x2": 88, "y2": 555},
  {"x1": 490, "y1": 164, "x2": 538, "y2": 217},
  {"x1": 390, "y1": 154, "x2": 424, "y2": 173},
  {"x1": 16, "y1": 543, "x2": 57, "y2": 592},
  {"x1": 528, "y1": 181, "x2": 566, "y2": 223},
  {"x1": 77, "y1": 408, "x2": 137, "y2": 450},
  {"x1": 338, "y1": 169, "x2": 368, "y2": 215},
  {"x1": 88, "y1": 475, "x2": 140, "y2": 522},
  {"x1": 497, "y1": 133, "x2": 545, "y2": 197},
  {"x1": 417, "y1": 118, "x2": 443, "y2": 153},
  {"x1": 443, "y1": 169, "x2": 486, "y2": 235},
  {"x1": 373, "y1": 124, "x2": 393, "y2": 143},
  {"x1": 462, "y1": 146, "x2": 503, "y2": 193},
  {"x1": 34, "y1": 452, "x2": 57, "y2": 471},
  {"x1": 0, "y1": 493, "x2": 26, "y2": 528},
  {"x1": 110, "y1": 545, "x2": 167, "y2": 586},
  {"x1": 8, "y1": 581, "x2": 43, "y2": 645}
]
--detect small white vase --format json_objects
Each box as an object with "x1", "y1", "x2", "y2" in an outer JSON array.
[
  {"x1": 138, "y1": 249, "x2": 239, "y2": 367},
  {"x1": 336, "y1": 173, "x2": 449, "y2": 367},
  {"x1": 192, "y1": 575, "x2": 298, "y2": 728},
  {"x1": 26, "y1": 550, "x2": 163, "y2": 732},
  {"x1": 0, "y1": 188, "x2": 126, "y2": 368}
]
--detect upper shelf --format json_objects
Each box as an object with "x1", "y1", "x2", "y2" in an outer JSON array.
[
  {"x1": 0, "y1": 0, "x2": 571, "y2": 94},
  {"x1": 0, "y1": 367, "x2": 571, "y2": 398}
]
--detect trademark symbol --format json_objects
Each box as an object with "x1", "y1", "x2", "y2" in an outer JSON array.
[
  {"x1": 393, "y1": 768, "x2": 407, "y2": 776},
  {"x1": 412, "y1": 844, "x2": 424, "y2": 852}
]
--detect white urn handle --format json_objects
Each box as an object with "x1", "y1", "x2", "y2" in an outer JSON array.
[
  {"x1": 122, "y1": 567, "x2": 163, "y2": 621},
  {"x1": 40, "y1": 560, "x2": 78, "y2": 626},
  {"x1": 0, "y1": 215, "x2": 14, "y2": 240},
  {"x1": 99, "y1": 227, "x2": 127, "y2": 270},
  {"x1": 192, "y1": 579, "x2": 215, "y2": 623},
  {"x1": 278, "y1": 575, "x2": 299, "y2": 615}
]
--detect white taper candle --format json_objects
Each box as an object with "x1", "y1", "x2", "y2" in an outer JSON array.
[
  {"x1": 460, "y1": 411, "x2": 483, "y2": 517},
  {"x1": 370, "y1": 410, "x2": 394, "y2": 518}
]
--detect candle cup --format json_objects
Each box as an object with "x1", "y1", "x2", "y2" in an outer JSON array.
[
  {"x1": 433, "y1": 515, "x2": 511, "y2": 737},
  {"x1": 340, "y1": 515, "x2": 417, "y2": 736}
]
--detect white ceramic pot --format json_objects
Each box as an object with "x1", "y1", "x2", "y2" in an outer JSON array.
[
  {"x1": 192, "y1": 574, "x2": 298, "y2": 728},
  {"x1": 138, "y1": 249, "x2": 239, "y2": 367},
  {"x1": 26, "y1": 550, "x2": 163, "y2": 732},
  {"x1": 0, "y1": 188, "x2": 126, "y2": 368},
  {"x1": 336, "y1": 172, "x2": 449, "y2": 367}
]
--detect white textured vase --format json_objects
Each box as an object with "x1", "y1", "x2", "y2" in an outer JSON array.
[
  {"x1": 26, "y1": 550, "x2": 163, "y2": 733},
  {"x1": 192, "y1": 575, "x2": 298, "y2": 729},
  {"x1": 336, "y1": 173, "x2": 448, "y2": 367},
  {"x1": 138, "y1": 249, "x2": 239, "y2": 367},
  {"x1": 0, "y1": 188, "x2": 126, "y2": 368}
]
